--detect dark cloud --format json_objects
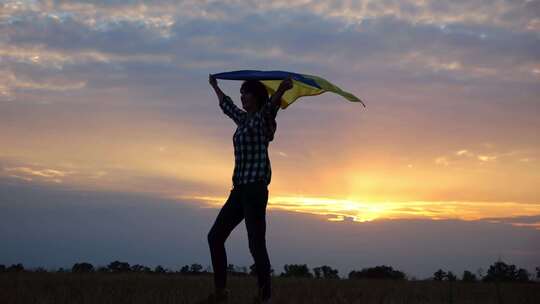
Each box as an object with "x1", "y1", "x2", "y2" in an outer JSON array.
[
  {"x1": 5, "y1": 3, "x2": 540, "y2": 74},
  {"x1": 1, "y1": 180, "x2": 539, "y2": 278},
  {"x1": 483, "y1": 215, "x2": 540, "y2": 224},
  {"x1": 3, "y1": 0, "x2": 539, "y2": 109},
  {"x1": 6, "y1": 14, "x2": 173, "y2": 55}
]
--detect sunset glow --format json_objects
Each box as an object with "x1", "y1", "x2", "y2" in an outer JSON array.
[
  {"x1": 1, "y1": 0, "x2": 539, "y2": 277},
  {"x1": 183, "y1": 195, "x2": 540, "y2": 229}
]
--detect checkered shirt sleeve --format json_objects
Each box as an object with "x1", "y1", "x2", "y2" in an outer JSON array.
[{"x1": 220, "y1": 95, "x2": 246, "y2": 125}]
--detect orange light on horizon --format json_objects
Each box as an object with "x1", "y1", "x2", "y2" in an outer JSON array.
[{"x1": 177, "y1": 194, "x2": 540, "y2": 229}]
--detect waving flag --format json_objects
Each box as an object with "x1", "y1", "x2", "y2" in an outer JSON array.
[{"x1": 213, "y1": 70, "x2": 365, "y2": 109}]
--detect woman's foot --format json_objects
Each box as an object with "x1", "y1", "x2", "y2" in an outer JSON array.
[
  {"x1": 196, "y1": 288, "x2": 229, "y2": 304},
  {"x1": 252, "y1": 286, "x2": 271, "y2": 303}
]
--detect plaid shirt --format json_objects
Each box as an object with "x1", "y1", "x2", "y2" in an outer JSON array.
[{"x1": 220, "y1": 95, "x2": 280, "y2": 186}]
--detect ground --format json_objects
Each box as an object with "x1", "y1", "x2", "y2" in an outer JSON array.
[{"x1": 1, "y1": 273, "x2": 538, "y2": 303}]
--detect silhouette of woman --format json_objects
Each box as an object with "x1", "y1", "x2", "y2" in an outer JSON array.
[{"x1": 202, "y1": 74, "x2": 292, "y2": 303}]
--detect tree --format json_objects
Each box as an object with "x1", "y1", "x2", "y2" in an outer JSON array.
[
  {"x1": 536, "y1": 266, "x2": 540, "y2": 280},
  {"x1": 190, "y1": 263, "x2": 203, "y2": 274},
  {"x1": 483, "y1": 261, "x2": 518, "y2": 282},
  {"x1": 462, "y1": 270, "x2": 477, "y2": 282},
  {"x1": 432, "y1": 269, "x2": 458, "y2": 281},
  {"x1": 446, "y1": 271, "x2": 457, "y2": 281},
  {"x1": 180, "y1": 265, "x2": 190, "y2": 273},
  {"x1": 224, "y1": 264, "x2": 247, "y2": 276},
  {"x1": 131, "y1": 264, "x2": 151, "y2": 273},
  {"x1": 96, "y1": 266, "x2": 109, "y2": 273},
  {"x1": 107, "y1": 261, "x2": 130, "y2": 273},
  {"x1": 433, "y1": 269, "x2": 447, "y2": 281},
  {"x1": 313, "y1": 265, "x2": 339, "y2": 279},
  {"x1": 281, "y1": 264, "x2": 313, "y2": 278},
  {"x1": 516, "y1": 268, "x2": 530, "y2": 282},
  {"x1": 349, "y1": 265, "x2": 406, "y2": 280},
  {"x1": 7, "y1": 263, "x2": 24, "y2": 272},
  {"x1": 476, "y1": 267, "x2": 484, "y2": 280},
  {"x1": 314, "y1": 267, "x2": 321, "y2": 279},
  {"x1": 72, "y1": 262, "x2": 95, "y2": 273},
  {"x1": 0, "y1": 265, "x2": 5, "y2": 272},
  {"x1": 154, "y1": 265, "x2": 166, "y2": 274}
]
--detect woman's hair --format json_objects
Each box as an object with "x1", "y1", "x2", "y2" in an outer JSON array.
[{"x1": 241, "y1": 80, "x2": 269, "y2": 110}]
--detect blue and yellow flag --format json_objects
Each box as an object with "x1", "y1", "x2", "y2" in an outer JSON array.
[{"x1": 213, "y1": 70, "x2": 365, "y2": 109}]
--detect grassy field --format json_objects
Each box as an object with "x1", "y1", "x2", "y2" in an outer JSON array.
[{"x1": 1, "y1": 272, "x2": 538, "y2": 304}]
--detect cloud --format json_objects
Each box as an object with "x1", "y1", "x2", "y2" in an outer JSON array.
[
  {"x1": 276, "y1": 151, "x2": 288, "y2": 157},
  {"x1": 456, "y1": 149, "x2": 474, "y2": 157},
  {"x1": 4, "y1": 166, "x2": 73, "y2": 183},
  {"x1": 5, "y1": 167, "x2": 69, "y2": 177},
  {"x1": 2, "y1": 2, "x2": 539, "y2": 142},
  {"x1": 0, "y1": 61, "x2": 88, "y2": 101},
  {"x1": 188, "y1": 194, "x2": 540, "y2": 227},
  {"x1": 3, "y1": 0, "x2": 539, "y2": 89},
  {"x1": 1, "y1": 0, "x2": 539, "y2": 208},
  {"x1": 435, "y1": 156, "x2": 450, "y2": 166},
  {"x1": 1, "y1": 180, "x2": 539, "y2": 278},
  {"x1": 1, "y1": 70, "x2": 86, "y2": 91},
  {"x1": 0, "y1": 45, "x2": 172, "y2": 69},
  {"x1": 477, "y1": 154, "x2": 497, "y2": 162},
  {"x1": 436, "y1": 147, "x2": 538, "y2": 166},
  {"x1": 483, "y1": 215, "x2": 540, "y2": 230}
]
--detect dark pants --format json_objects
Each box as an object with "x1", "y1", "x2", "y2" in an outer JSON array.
[{"x1": 207, "y1": 182, "x2": 271, "y2": 298}]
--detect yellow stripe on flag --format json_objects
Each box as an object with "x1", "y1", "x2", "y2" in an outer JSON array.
[{"x1": 262, "y1": 80, "x2": 324, "y2": 109}]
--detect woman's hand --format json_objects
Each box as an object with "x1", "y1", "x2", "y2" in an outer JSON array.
[
  {"x1": 269, "y1": 77, "x2": 293, "y2": 109},
  {"x1": 209, "y1": 74, "x2": 218, "y2": 87},
  {"x1": 209, "y1": 74, "x2": 225, "y2": 102},
  {"x1": 278, "y1": 77, "x2": 293, "y2": 93}
]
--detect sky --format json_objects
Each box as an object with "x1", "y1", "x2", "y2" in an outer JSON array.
[{"x1": 1, "y1": 0, "x2": 539, "y2": 278}]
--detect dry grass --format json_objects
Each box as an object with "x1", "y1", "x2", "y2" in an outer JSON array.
[{"x1": 1, "y1": 272, "x2": 538, "y2": 304}]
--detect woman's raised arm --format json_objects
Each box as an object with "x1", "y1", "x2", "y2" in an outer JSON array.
[
  {"x1": 269, "y1": 77, "x2": 293, "y2": 109},
  {"x1": 209, "y1": 74, "x2": 225, "y2": 102}
]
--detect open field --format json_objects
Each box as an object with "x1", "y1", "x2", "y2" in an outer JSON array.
[{"x1": 1, "y1": 273, "x2": 539, "y2": 304}]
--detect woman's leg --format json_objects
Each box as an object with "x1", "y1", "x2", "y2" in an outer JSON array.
[
  {"x1": 207, "y1": 188, "x2": 244, "y2": 291},
  {"x1": 243, "y1": 183, "x2": 271, "y2": 300}
]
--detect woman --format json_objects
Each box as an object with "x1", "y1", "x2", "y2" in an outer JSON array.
[{"x1": 202, "y1": 74, "x2": 292, "y2": 304}]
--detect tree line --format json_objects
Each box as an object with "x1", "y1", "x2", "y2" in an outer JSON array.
[{"x1": 1, "y1": 260, "x2": 538, "y2": 283}]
